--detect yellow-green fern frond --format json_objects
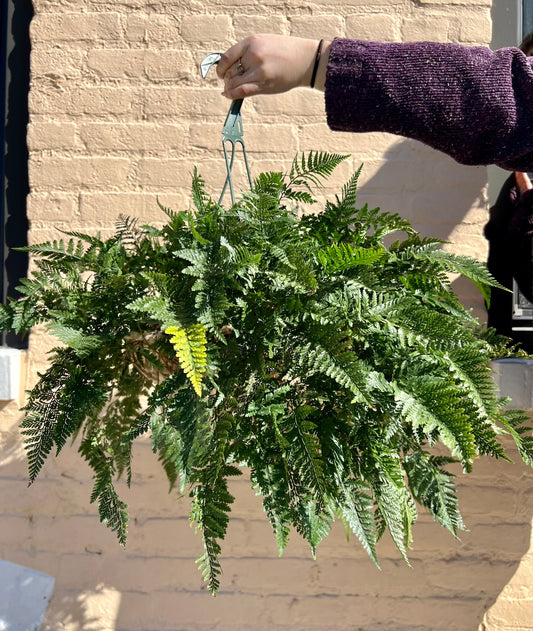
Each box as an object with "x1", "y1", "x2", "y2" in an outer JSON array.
[{"x1": 165, "y1": 324, "x2": 207, "y2": 396}]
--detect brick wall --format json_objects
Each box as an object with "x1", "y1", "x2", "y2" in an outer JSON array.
[{"x1": 1, "y1": 0, "x2": 532, "y2": 629}]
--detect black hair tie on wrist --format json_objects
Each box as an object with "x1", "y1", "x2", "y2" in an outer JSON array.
[{"x1": 310, "y1": 39, "x2": 324, "y2": 89}]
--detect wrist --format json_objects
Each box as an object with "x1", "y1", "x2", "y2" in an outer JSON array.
[{"x1": 311, "y1": 40, "x2": 331, "y2": 91}]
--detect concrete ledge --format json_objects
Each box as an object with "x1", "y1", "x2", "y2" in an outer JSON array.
[
  {"x1": 0, "y1": 348, "x2": 21, "y2": 401},
  {"x1": 492, "y1": 358, "x2": 533, "y2": 410},
  {"x1": 0, "y1": 559, "x2": 54, "y2": 631}
]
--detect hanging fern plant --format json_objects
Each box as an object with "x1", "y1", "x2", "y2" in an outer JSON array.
[{"x1": 1, "y1": 152, "x2": 532, "y2": 594}]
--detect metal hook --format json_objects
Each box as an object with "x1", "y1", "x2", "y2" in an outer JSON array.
[{"x1": 200, "y1": 53, "x2": 253, "y2": 205}]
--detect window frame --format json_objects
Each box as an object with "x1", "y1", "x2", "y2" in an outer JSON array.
[{"x1": 1, "y1": 0, "x2": 31, "y2": 349}]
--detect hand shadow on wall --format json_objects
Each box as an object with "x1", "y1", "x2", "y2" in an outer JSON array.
[{"x1": 354, "y1": 139, "x2": 488, "y2": 242}]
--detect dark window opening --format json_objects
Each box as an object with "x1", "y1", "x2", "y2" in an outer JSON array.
[
  {"x1": 485, "y1": 0, "x2": 533, "y2": 353},
  {"x1": 1, "y1": 0, "x2": 32, "y2": 348}
]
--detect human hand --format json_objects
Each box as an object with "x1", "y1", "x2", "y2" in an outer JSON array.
[{"x1": 216, "y1": 34, "x2": 331, "y2": 100}]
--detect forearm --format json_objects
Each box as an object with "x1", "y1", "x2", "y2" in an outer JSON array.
[{"x1": 325, "y1": 38, "x2": 533, "y2": 171}]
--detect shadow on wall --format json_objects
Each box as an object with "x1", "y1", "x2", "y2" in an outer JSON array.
[
  {"x1": 355, "y1": 139, "x2": 488, "y2": 243},
  {"x1": 356, "y1": 138, "x2": 490, "y2": 319}
]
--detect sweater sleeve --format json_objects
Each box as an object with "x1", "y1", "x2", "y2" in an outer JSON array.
[{"x1": 325, "y1": 38, "x2": 533, "y2": 171}]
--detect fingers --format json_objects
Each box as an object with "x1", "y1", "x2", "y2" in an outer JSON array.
[
  {"x1": 215, "y1": 39, "x2": 254, "y2": 99},
  {"x1": 223, "y1": 80, "x2": 261, "y2": 100},
  {"x1": 214, "y1": 34, "x2": 325, "y2": 99},
  {"x1": 216, "y1": 40, "x2": 248, "y2": 80},
  {"x1": 221, "y1": 62, "x2": 261, "y2": 100}
]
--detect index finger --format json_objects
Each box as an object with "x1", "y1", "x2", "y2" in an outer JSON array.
[{"x1": 216, "y1": 41, "x2": 247, "y2": 79}]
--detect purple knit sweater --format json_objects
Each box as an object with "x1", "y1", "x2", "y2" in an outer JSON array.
[{"x1": 325, "y1": 38, "x2": 533, "y2": 171}]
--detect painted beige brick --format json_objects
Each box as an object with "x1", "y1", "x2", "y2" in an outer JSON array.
[
  {"x1": 30, "y1": 157, "x2": 132, "y2": 190},
  {"x1": 43, "y1": 587, "x2": 123, "y2": 631},
  {"x1": 3, "y1": 1, "x2": 532, "y2": 631},
  {"x1": 268, "y1": 594, "x2": 486, "y2": 631},
  {"x1": 56, "y1": 554, "x2": 206, "y2": 593},
  {"x1": 87, "y1": 49, "x2": 146, "y2": 79},
  {"x1": 31, "y1": 47, "x2": 85, "y2": 79},
  {"x1": 144, "y1": 50, "x2": 196, "y2": 82},
  {"x1": 30, "y1": 12, "x2": 122, "y2": 42},
  {"x1": 27, "y1": 121, "x2": 79, "y2": 151},
  {"x1": 402, "y1": 16, "x2": 455, "y2": 41},
  {"x1": 180, "y1": 15, "x2": 232, "y2": 45},
  {"x1": 121, "y1": 517, "x2": 201, "y2": 557},
  {"x1": 190, "y1": 122, "x2": 298, "y2": 154},
  {"x1": 298, "y1": 0, "x2": 406, "y2": 5},
  {"x1": 253, "y1": 89, "x2": 324, "y2": 118},
  {"x1": 37, "y1": 0, "x2": 88, "y2": 10},
  {"x1": 289, "y1": 15, "x2": 344, "y2": 39},
  {"x1": 0, "y1": 515, "x2": 115, "y2": 553},
  {"x1": 346, "y1": 13, "x2": 400, "y2": 42},
  {"x1": 419, "y1": 0, "x2": 490, "y2": 4},
  {"x1": 106, "y1": 591, "x2": 271, "y2": 631},
  {"x1": 460, "y1": 523, "x2": 532, "y2": 558},
  {"x1": 29, "y1": 85, "x2": 143, "y2": 118},
  {"x1": 299, "y1": 123, "x2": 398, "y2": 155},
  {"x1": 136, "y1": 157, "x2": 201, "y2": 189},
  {"x1": 142, "y1": 87, "x2": 229, "y2": 119},
  {"x1": 79, "y1": 191, "x2": 187, "y2": 223},
  {"x1": 233, "y1": 15, "x2": 288, "y2": 40},
  {"x1": 89, "y1": 0, "x2": 146, "y2": 6},
  {"x1": 484, "y1": 597, "x2": 533, "y2": 630},
  {"x1": 27, "y1": 192, "x2": 78, "y2": 222},
  {"x1": 124, "y1": 13, "x2": 180, "y2": 44},
  {"x1": 79, "y1": 122, "x2": 188, "y2": 153},
  {"x1": 459, "y1": 12, "x2": 492, "y2": 44},
  {"x1": 484, "y1": 557, "x2": 533, "y2": 600}
]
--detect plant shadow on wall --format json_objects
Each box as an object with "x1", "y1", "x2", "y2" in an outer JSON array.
[{"x1": 0, "y1": 152, "x2": 532, "y2": 627}]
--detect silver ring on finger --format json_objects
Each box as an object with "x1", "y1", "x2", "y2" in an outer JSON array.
[{"x1": 236, "y1": 59, "x2": 245, "y2": 75}]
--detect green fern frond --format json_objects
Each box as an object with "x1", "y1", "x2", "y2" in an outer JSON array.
[
  {"x1": 191, "y1": 166, "x2": 210, "y2": 213},
  {"x1": 46, "y1": 324, "x2": 103, "y2": 357},
  {"x1": 288, "y1": 151, "x2": 349, "y2": 192},
  {"x1": 91, "y1": 464, "x2": 129, "y2": 545},
  {"x1": 404, "y1": 452, "x2": 465, "y2": 535},
  {"x1": 291, "y1": 337, "x2": 381, "y2": 406},
  {"x1": 339, "y1": 480, "x2": 379, "y2": 566},
  {"x1": 296, "y1": 500, "x2": 333, "y2": 558},
  {"x1": 415, "y1": 247, "x2": 506, "y2": 306},
  {"x1": 316, "y1": 243, "x2": 385, "y2": 272},
  {"x1": 393, "y1": 381, "x2": 476, "y2": 468},
  {"x1": 279, "y1": 406, "x2": 326, "y2": 503},
  {"x1": 336, "y1": 163, "x2": 362, "y2": 209},
  {"x1": 21, "y1": 356, "x2": 74, "y2": 483},
  {"x1": 127, "y1": 295, "x2": 179, "y2": 330},
  {"x1": 373, "y1": 476, "x2": 415, "y2": 564},
  {"x1": 251, "y1": 464, "x2": 292, "y2": 556},
  {"x1": 150, "y1": 416, "x2": 183, "y2": 491},
  {"x1": 191, "y1": 470, "x2": 235, "y2": 594},
  {"x1": 497, "y1": 408, "x2": 533, "y2": 466},
  {"x1": 22, "y1": 238, "x2": 86, "y2": 262},
  {"x1": 79, "y1": 434, "x2": 129, "y2": 546},
  {"x1": 115, "y1": 214, "x2": 145, "y2": 253}
]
